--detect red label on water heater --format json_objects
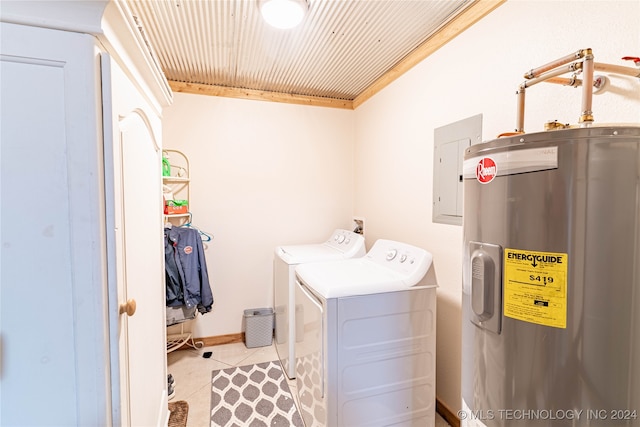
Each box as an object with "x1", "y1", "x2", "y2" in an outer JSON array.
[{"x1": 476, "y1": 157, "x2": 497, "y2": 184}]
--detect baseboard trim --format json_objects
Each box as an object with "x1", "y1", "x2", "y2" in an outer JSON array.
[
  {"x1": 193, "y1": 332, "x2": 245, "y2": 347},
  {"x1": 437, "y1": 397, "x2": 460, "y2": 427},
  {"x1": 171, "y1": 333, "x2": 245, "y2": 351}
]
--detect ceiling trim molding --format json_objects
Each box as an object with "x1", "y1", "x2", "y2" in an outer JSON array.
[
  {"x1": 169, "y1": 81, "x2": 354, "y2": 110},
  {"x1": 352, "y1": 0, "x2": 507, "y2": 109}
]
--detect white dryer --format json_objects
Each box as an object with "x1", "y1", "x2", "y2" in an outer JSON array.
[
  {"x1": 294, "y1": 239, "x2": 437, "y2": 427},
  {"x1": 274, "y1": 229, "x2": 365, "y2": 379}
]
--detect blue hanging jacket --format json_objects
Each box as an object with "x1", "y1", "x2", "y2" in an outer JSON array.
[{"x1": 164, "y1": 226, "x2": 214, "y2": 314}]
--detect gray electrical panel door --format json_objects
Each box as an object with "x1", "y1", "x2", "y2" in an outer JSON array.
[{"x1": 432, "y1": 114, "x2": 482, "y2": 225}]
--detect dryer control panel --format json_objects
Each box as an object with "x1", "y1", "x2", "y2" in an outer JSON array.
[{"x1": 366, "y1": 239, "x2": 433, "y2": 279}]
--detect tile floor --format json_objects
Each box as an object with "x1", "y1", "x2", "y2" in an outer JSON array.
[{"x1": 167, "y1": 341, "x2": 452, "y2": 427}]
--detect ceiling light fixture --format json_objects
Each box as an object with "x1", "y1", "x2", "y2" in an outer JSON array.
[{"x1": 259, "y1": 0, "x2": 309, "y2": 30}]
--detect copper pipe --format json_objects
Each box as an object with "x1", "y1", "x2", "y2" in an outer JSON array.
[
  {"x1": 516, "y1": 86, "x2": 526, "y2": 133},
  {"x1": 515, "y1": 48, "x2": 640, "y2": 133},
  {"x1": 521, "y1": 62, "x2": 583, "y2": 89},
  {"x1": 545, "y1": 76, "x2": 581, "y2": 87},
  {"x1": 515, "y1": 62, "x2": 581, "y2": 132},
  {"x1": 524, "y1": 49, "x2": 588, "y2": 79},
  {"x1": 594, "y1": 62, "x2": 640, "y2": 77},
  {"x1": 580, "y1": 51, "x2": 595, "y2": 124},
  {"x1": 545, "y1": 76, "x2": 611, "y2": 92}
]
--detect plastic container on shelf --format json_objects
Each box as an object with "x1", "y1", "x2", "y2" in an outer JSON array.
[{"x1": 162, "y1": 152, "x2": 171, "y2": 177}]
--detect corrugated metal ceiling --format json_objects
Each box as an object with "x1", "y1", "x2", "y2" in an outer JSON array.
[{"x1": 126, "y1": 0, "x2": 502, "y2": 108}]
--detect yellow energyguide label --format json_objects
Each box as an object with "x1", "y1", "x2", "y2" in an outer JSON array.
[{"x1": 504, "y1": 248, "x2": 568, "y2": 328}]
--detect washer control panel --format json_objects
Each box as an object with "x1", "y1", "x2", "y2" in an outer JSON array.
[{"x1": 324, "y1": 229, "x2": 365, "y2": 255}]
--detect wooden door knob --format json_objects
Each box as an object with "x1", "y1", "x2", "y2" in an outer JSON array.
[{"x1": 119, "y1": 299, "x2": 137, "y2": 317}]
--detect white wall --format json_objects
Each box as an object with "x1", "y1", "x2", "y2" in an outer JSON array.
[
  {"x1": 354, "y1": 0, "x2": 640, "y2": 414},
  {"x1": 163, "y1": 94, "x2": 355, "y2": 338}
]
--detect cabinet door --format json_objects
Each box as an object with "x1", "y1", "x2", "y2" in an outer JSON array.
[
  {"x1": 0, "y1": 23, "x2": 110, "y2": 426},
  {"x1": 102, "y1": 53, "x2": 168, "y2": 427}
]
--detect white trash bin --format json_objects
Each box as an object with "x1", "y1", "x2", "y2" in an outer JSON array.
[{"x1": 243, "y1": 308, "x2": 274, "y2": 348}]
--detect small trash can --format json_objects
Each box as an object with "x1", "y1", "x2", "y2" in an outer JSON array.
[{"x1": 243, "y1": 307, "x2": 274, "y2": 348}]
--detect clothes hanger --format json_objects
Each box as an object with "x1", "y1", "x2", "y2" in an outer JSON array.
[{"x1": 181, "y1": 215, "x2": 213, "y2": 242}]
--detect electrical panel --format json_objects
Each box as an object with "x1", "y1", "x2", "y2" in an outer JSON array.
[{"x1": 432, "y1": 114, "x2": 482, "y2": 225}]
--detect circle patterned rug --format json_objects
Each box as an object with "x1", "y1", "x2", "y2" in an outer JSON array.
[{"x1": 210, "y1": 360, "x2": 304, "y2": 427}]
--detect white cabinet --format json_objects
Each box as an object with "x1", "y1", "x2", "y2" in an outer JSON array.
[
  {"x1": 1, "y1": 23, "x2": 108, "y2": 427},
  {"x1": 0, "y1": 2, "x2": 172, "y2": 426}
]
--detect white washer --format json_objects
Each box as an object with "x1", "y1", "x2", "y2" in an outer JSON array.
[
  {"x1": 294, "y1": 239, "x2": 437, "y2": 427},
  {"x1": 274, "y1": 229, "x2": 365, "y2": 379}
]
